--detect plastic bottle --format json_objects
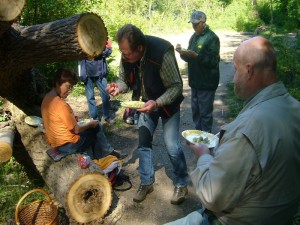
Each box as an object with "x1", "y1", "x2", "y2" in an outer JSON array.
[
  {"x1": 77, "y1": 153, "x2": 91, "y2": 169},
  {"x1": 134, "y1": 112, "x2": 139, "y2": 125}
]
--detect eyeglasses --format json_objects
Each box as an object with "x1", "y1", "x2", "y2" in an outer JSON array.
[
  {"x1": 64, "y1": 83, "x2": 73, "y2": 91},
  {"x1": 119, "y1": 49, "x2": 136, "y2": 58}
]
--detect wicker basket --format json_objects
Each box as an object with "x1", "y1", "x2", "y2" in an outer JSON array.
[{"x1": 15, "y1": 189, "x2": 58, "y2": 225}]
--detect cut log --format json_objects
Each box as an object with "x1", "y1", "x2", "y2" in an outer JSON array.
[
  {"x1": 0, "y1": 12, "x2": 107, "y2": 113},
  {"x1": 0, "y1": 0, "x2": 25, "y2": 21},
  {"x1": 0, "y1": 0, "x2": 25, "y2": 36},
  {"x1": 66, "y1": 172, "x2": 112, "y2": 223},
  {"x1": 77, "y1": 13, "x2": 108, "y2": 58},
  {"x1": 45, "y1": 155, "x2": 112, "y2": 223},
  {"x1": 0, "y1": 127, "x2": 14, "y2": 162},
  {"x1": 12, "y1": 106, "x2": 112, "y2": 223}
]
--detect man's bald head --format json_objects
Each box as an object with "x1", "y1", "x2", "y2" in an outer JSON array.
[
  {"x1": 237, "y1": 36, "x2": 277, "y2": 73},
  {"x1": 233, "y1": 36, "x2": 278, "y2": 99}
]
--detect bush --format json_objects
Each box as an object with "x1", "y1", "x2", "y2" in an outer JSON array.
[
  {"x1": 270, "y1": 35, "x2": 300, "y2": 100},
  {"x1": 70, "y1": 82, "x2": 86, "y2": 97}
]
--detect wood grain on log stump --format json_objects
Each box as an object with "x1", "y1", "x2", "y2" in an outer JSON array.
[
  {"x1": 0, "y1": 0, "x2": 25, "y2": 21},
  {"x1": 77, "y1": 13, "x2": 108, "y2": 58},
  {"x1": 66, "y1": 172, "x2": 112, "y2": 223},
  {"x1": 0, "y1": 127, "x2": 14, "y2": 162}
]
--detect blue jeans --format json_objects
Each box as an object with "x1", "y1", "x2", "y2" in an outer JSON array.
[
  {"x1": 164, "y1": 209, "x2": 211, "y2": 225},
  {"x1": 191, "y1": 88, "x2": 215, "y2": 133},
  {"x1": 137, "y1": 110, "x2": 188, "y2": 187},
  {"x1": 57, "y1": 122, "x2": 113, "y2": 159},
  {"x1": 85, "y1": 77, "x2": 111, "y2": 121}
]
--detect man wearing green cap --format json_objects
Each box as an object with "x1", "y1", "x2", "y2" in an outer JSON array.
[{"x1": 176, "y1": 10, "x2": 220, "y2": 133}]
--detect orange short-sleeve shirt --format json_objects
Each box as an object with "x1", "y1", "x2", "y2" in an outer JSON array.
[{"x1": 41, "y1": 95, "x2": 79, "y2": 147}]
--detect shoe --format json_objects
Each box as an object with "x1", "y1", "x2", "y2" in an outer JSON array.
[
  {"x1": 170, "y1": 186, "x2": 188, "y2": 205},
  {"x1": 110, "y1": 150, "x2": 128, "y2": 160},
  {"x1": 125, "y1": 116, "x2": 134, "y2": 125},
  {"x1": 133, "y1": 184, "x2": 154, "y2": 203},
  {"x1": 105, "y1": 118, "x2": 115, "y2": 124}
]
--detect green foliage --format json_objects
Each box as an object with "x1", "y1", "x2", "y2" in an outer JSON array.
[
  {"x1": 257, "y1": 0, "x2": 299, "y2": 30},
  {"x1": 269, "y1": 34, "x2": 300, "y2": 100},
  {"x1": 225, "y1": 82, "x2": 244, "y2": 118},
  {"x1": 0, "y1": 112, "x2": 9, "y2": 122},
  {"x1": 35, "y1": 61, "x2": 78, "y2": 88},
  {"x1": 20, "y1": 0, "x2": 83, "y2": 25},
  {"x1": 15, "y1": 0, "x2": 299, "y2": 83},
  {"x1": 70, "y1": 82, "x2": 86, "y2": 97},
  {"x1": 213, "y1": 0, "x2": 262, "y2": 31},
  {"x1": 289, "y1": 87, "x2": 300, "y2": 100},
  {"x1": 0, "y1": 97, "x2": 9, "y2": 122},
  {"x1": 0, "y1": 158, "x2": 42, "y2": 222}
]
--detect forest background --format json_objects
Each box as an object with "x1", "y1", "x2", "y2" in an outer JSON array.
[
  {"x1": 0, "y1": 0, "x2": 300, "y2": 223},
  {"x1": 20, "y1": 0, "x2": 300, "y2": 99}
]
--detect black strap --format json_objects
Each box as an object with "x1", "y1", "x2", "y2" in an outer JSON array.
[{"x1": 112, "y1": 173, "x2": 132, "y2": 191}]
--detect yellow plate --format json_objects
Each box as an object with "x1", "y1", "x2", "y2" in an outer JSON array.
[
  {"x1": 181, "y1": 130, "x2": 219, "y2": 148},
  {"x1": 121, "y1": 101, "x2": 144, "y2": 109},
  {"x1": 24, "y1": 116, "x2": 43, "y2": 127}
]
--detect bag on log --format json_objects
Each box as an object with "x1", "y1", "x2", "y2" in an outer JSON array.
[{"x1": 93, "y1": 155, "x2": 132, "y2": 191}]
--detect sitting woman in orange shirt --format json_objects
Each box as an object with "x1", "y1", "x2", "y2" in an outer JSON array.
[{"x1": 41, "y1": 68, "x2": 127, "y2": 160}]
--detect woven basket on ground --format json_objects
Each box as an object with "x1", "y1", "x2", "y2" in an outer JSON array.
[{"x1": 15, "y1": 189, "x2": 58, "y2": 225}]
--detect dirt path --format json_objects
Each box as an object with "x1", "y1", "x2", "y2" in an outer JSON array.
[{"x1": 93, "y1": 30, "x2": 254, "y2": 225}]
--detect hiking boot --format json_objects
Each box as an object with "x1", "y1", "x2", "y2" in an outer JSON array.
[
  {"x1": 105, "y1": 118, "x2": 115, "y2": 124},
  {"x1": 170, "y1": 186, "x2": 188, "y2": 205},
  {"x1": 133, "y1": 183, "x2": 154, "y2": 203},
  {"x1": 110, "y1": 150, "x2": 128, "y2": 160}
]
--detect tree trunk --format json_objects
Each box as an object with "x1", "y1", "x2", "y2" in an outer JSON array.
[
  {"x1": 0, "y1": 11, "x2": 107, "y2": 115},
  {"x1": 1, "y1": 2, "x2": 112, "y2": 223}
]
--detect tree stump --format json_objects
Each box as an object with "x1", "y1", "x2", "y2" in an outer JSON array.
[{"x1": 46, "y1": 155, "x2": 112, "y2": 223}]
